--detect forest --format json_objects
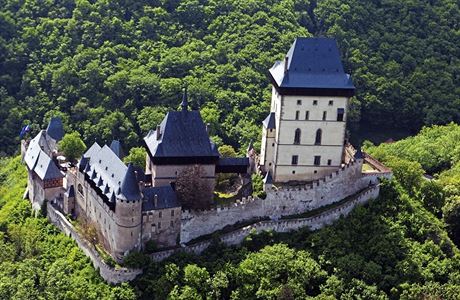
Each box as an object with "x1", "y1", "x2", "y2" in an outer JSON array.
[
  {"x1": 1, "y1": 121, "x2": 460, "y2": 299},
  {"x1": 0, "y1": 0, "x2": 459, "y2": 155}
]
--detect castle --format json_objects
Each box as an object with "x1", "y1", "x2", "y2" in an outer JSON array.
[{"x1": 23, "y1": 37, "x2": 391, "y2": 263}]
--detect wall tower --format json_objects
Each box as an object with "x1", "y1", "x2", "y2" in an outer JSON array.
[{"x1": 260, "y1": 37, "x2": 355, "y2": 182}]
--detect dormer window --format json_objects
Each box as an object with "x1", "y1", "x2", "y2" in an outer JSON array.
[{"x1": 313, "y1": 100, "x2": 318, "y2": 105}]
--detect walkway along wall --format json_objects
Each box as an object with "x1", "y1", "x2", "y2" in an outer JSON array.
[
  {"x1": 152, "y1": 184, "x2": 380, "y2": 262},
  {"x1": 180, "y1": 159, "x2": 390, "y2": 243},
  {"x1": 46, "y1": 202, "x2": 142, "y2": 284}
]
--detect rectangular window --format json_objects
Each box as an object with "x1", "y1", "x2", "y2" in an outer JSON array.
[
  {"x1": 297, "y1": 99, "x2": 302, "y2": 105},
  {"x1": 329, "y1": 100, "x2": 334, "y2": 106},
  {"x1": 171, "y1": 210, "x2": 174, "y2": 217},
  {"x1": 170, "y1": 220, "x2": 174, "y2": 227},
  {"x1": 314, "y1": 156, "x2": 321, "y2": 166},
  {"x1": 322, "y1": 111, "x2": 327, "y2": 120},
  {"x1": 158, "y1": 222, "x2": 161, "y2": 229},
  {"x1": 313, "y1": 100, "x2": 318, "y2": 105},
  {"x1": 291, "y1": 155, "x2": 298, "y2": 165},
  {"x1": 327, "y1": 159, "x2": 332, "y2": 166},
  {"x1": 305, "y1": 111, "x2": 309, "y2": 120},
  {"x1": 337, "y1": 108, "x2": 345, "y2": 121},
  {"x1": 295, "y1": 110, "x2": 300, "y2": 120},
  {"x1": 159, "y1": 211, "x2": 162, "y2": 218}
]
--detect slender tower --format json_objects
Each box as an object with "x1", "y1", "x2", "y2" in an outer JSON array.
[{"x1": 260, "y1": 37, "x2": 355, "y2": 182}]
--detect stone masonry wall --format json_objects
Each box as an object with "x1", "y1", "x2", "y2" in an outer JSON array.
[
  {"x1": 180, "y1": 160, "x2": 382, "y2": 243},
  {"x1": 47, "y1": 202, "x2": 142, "y2": 284},
  {"x1": 152, "y1": 184, "x2": 380, "y2": 262}
]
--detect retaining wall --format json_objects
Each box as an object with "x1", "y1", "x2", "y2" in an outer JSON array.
[
  {"x1": 47, "y1": 202, "x2": 142, "y2": 284},
  {"x1": 152, "y1": 184, "x2": 380, "y2": 262}
]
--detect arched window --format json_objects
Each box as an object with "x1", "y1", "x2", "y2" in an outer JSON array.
[
  {"x1": 294, "y1": 128, "x2": 301, "y2": 144},
  {"x1": 77, "y1": 184, "x2": 83, "y2": 195},
  {"x1": 315, "y1": 129, "x2": 322, "y2": 145}
]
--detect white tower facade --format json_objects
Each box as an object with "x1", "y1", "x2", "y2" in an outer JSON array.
[{"x1": 260, "y1": 38, "x2": 355, "y2": 182}]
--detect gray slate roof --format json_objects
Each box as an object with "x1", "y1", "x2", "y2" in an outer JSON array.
[
  {"x1": 83, "y1": 143, "x2": 133, "y2": 201},
  {"x1": 118, "y1": 164, "x2": 142, "y2": 201},
  {"x1": 144, "y1": 110, "x2": 220, "y2": 158},
  {"x1": 34, "y1": 150, "x2": 64, "y2": 180},
  {"x1": 109, "y1": 140, "x2": 124, "y2": 159},
  {"x1": 263, "y1": 112, "x2": 276, "y2": 129},
  {"x1": 142, "y1": 185, "x2": 180, "y2": 211},
  {"x1": 24, "y1": 131, "x2": 55, "y2": 171},
  {"x1": 46, "y1": 117, "x2": 65, "y2": 141},
  {"x1": 269, "y1": 37, "x2": 355, "y2": 91}
]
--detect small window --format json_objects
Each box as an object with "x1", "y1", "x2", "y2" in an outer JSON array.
[
  {"x1": 159, "y1": 211, "x2": 162, "y2": 218},
  {"x1": 322, "y1": 111, "x2": 327, "y2": 120},
  {"x1": 327, "y1": 159, "x2": 332, "y2": 166},
  {"x1": 297, "y1": 99, "x2": 302, "y2": 105},
  {"x1": 171, "y1": 210, "x2": 174, "y2": 217},
  {"x1": 313, "y1": 100, "x2": 318, "y2": 105},
  {"x1": 291, "y1": 155, "x2": 298, "y2": 165},
  {"x1": 337, "y1": 108, "x2": 345, "y2": 121},
  {"x1": 294, "y1": 128, "x2": 301, "y2": 144},
  {"x1": 292, "y1": 170, "x2": 296, "y2": 174},
  {"x1": 314, "y1": 170, "x2": 318, "y2": 174},
  {"x1": 158, "y1": 222, "x2": 161, "y2": 229},
  {"x1": 170, "y1": 220, "x2": 174, "y2": 227},
  {"x1": 272, "y1": 143, "x2": 275, "y2": 147},
  {"x1": 314, "y1": 156, "x2": 321, "y2": 166},
  {"x1": 305, "y1": 111, "x2": 309, "y2": 120},
  {"x1": 131, "y1": 231, "x2": 133, "y2": 237},
  {"x1": 329, "y1": 100, "x2": 333, "y2": 106},
  {"x1": 315, "y1": 129, "x2": 322, "y2": 145},
  {"x1": 295, "y1": 110, "x2": 300, "y2": 120},
  {"x1": 269, "y1": 163, "x2": 272, "y2": 166}
]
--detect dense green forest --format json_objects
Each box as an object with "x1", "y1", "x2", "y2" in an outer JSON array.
[
  {"x1": 0, "y1": 0, "x2": 459, "y2": 155},
  {"x1": 1, "y1": 123, "x2": 460, "y2": 298}
]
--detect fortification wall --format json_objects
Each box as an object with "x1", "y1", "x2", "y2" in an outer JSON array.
[
  {"x1": 181, "y1": 160, "x2": 376, "y2": 243},
  {"x1": 152, "y1": 184, "x2": 380, "y2": 262},
  {"x1": 47, "y1": 202, "x2": 142, "y2": 284}
]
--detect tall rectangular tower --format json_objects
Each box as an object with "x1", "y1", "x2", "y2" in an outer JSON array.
[{"x1": 260, "y1": 37, "x2": 355, "y2": 182}]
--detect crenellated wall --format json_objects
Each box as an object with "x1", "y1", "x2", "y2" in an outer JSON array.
[
  {"x1": 152, "y1": 184, "x2": 380, "y2": 262},
  {"x1": 180, "y1": 159, "x2": 387, "y2": 243}
]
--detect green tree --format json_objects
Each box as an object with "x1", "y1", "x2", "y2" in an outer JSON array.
[
  {"x1": 58, "y1": 132, "x2": 86, "y2": 163},
  {"x1": 123, "y1": 147, "x2": 146, "y2": 170}
]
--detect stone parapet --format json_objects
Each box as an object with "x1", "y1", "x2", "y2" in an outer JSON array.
[{"x1": 46, "y1": 202, "x2": 142, "y2": 284}]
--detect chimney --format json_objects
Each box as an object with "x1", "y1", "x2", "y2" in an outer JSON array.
[
  {"x1": 156, "y1": 125, "x2": 161, "y2": 140},
  {"x1": 206, "y1": 123, "x2": 210, "y2": 134},
  {"x1": 154, "y1": 194, "x2": 158, "y2": 208},
  {"x1": 284, "y1": 56, "x2": 289, "y2": 73}
]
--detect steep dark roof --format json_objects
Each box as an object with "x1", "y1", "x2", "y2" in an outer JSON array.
[
  {"x1": 144, "y1": 110, "x2": 220, "y2": 159},
  {"x1": 118, "y1": 164, "x2": 142, "y2": 201},
  {"x1": 263, "y1": 171, "x2": 273, "y2": 184},
  {"x1": 216, "y1": 157, "x2": 249, "y2": 173},
  {"x1": 269, "y1": 37, "x2": 355, "y2": 95},
  {"x1": 354, "y1": 147, "x2": 364, "y2": 160},
  {"x1": 263, "y1": 112, "x2": 276, "y2": 129},
  {"x1": 66, "y1": 185, "x2": 75, "y2": 198},
  {"x1": 46, "y1": 117, "x2": 65, "y2": 141},
  {"x1": 142, "y1": 185, "x2": 180, "y2": 211},
  {"x1": 110, "y1": 140, "x2": 124, "y2": 159},
  {"x1": 34, "y1": 150, "x2": 64, "y2": 180}
]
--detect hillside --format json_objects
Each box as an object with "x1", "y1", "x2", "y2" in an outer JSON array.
[
  {"x1": 1, "y1": 0, "x2": 459, "y2": 155},
  {"x1": 1, "y1": 126, "x2": 460, "y2": 298}
]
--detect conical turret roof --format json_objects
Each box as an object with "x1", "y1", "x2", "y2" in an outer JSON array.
[{"x1": 118, "y1": 163, "x2": 141, "y2": 201}]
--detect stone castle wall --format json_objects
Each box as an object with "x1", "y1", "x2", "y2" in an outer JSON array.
[
  {"x1": 47, "y1": 202, "x2": 142, "y2": 284},
  {"x1": 152, "y1": 184, "x2": 380, "y2": 262},
  {"x1": 180, "y1": 160, "x2": 390, "y2": 244}
]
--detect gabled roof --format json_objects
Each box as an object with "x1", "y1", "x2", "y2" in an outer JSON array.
[
  {"x1": 34, "y1": 150, "x2": 64, "y2": 180},
  {"x1": 83, "y1": 144, "x2": 128, "y2": 200},
  {"x1": 46, "y1": 117, "x2": 65, "y2": 141},
  {"x1": 269, "y1": 37, "x2": 355, "y2": 95},
  {"x1": 144, "y1": 110, "x2": 220, "y2": 159},
  {"x1": 142, "y1": 185, "x2": 180, "y2": 211},
  {"x1": 263, "y1": 112, "x2": 276, "y2": 129},
  {"x1": 109, "y1": 140, "x2": 124, "y2": 159}
]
